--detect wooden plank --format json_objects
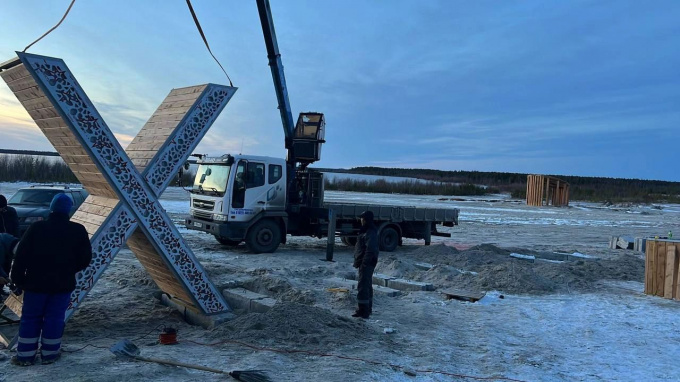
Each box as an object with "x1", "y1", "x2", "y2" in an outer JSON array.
[
  {"x1": 149, "y1": 105, "x2": 193, "y2": 117},
  {"x1": 440, "y1": 289, "x2": 486, "y2": 302},
  {"x1": 0, "y1": 63, "x2": 31, "y2": 82},
  {"x1": 645, "y1": 240, "x2": 655, "y2": 294},
  {"x1": 167, "y1": 85, "x2": 207, "y2": 97},
  {"x1": 13, "y1": 86, "x2": 46, "y2": 102},
  {"x1": 5, "y1": 75, "x2": 38, "y2": 92},
  {"x1": 664, "y1": 245, "x2": 676, "y2": 299},
  {"x1": 649, "y1": 240, "x2": 657, "y2": 294},
  {"x1": 3, "y1": 292, "x2": 24, "y2": 317},
  {"x1": 154, "y1": 91, "x2": 209, "y2": 105},
  {"x1": 676, "y1": 248, "x2": 680, "y2": 301},
  {"x1": 656, "y1": 241, "x2": 667, "y2": 297}
]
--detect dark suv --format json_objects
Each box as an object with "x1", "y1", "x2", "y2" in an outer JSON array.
[{"x1": 7, "y1": 185, "x2": 89, "y2": 237}]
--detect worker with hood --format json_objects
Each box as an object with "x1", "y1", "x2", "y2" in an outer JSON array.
[
  {"x1": 10, "y1": 193, "x2": 92, "y2": 366},
  {"x1": 0, "y1": 194, "x2": 19, "y2": 238},
  {"x1": 352, "y1": 210, "x2": 379, "y2": 319}
]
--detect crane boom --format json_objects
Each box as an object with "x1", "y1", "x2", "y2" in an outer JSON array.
[{"x1": 256, "y1": 0, "x2": 296, "y2": 159}]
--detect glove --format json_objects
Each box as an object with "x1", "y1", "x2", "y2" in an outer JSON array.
[{"x1": 353, "y1": 261, "x2": 360, "y2": 269}]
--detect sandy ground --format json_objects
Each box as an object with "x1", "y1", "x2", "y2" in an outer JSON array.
[{"x1": 0, "y1": 183, "x2": 679, "y2": 381}]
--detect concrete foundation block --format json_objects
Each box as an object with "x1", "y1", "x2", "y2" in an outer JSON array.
[
  {"x1": 251, "y1": 297, "x2": 277, "y2": 313},
  {"x1": 222, "y1": 288, "x2": 269, "y2": 311},
  {"x1": 159, "y1": 293, "x2": 234, "y2": 329},
  {"x1": 414, "y1": 262, "x2": 434, "y2": 271},
  {"x1": 609, "y1": 236, "x2": 619, "y2": 249},
  {"x1": 325, "y1": 277, "x2": 358, "y2": 289},
  {"x1": 374, "y1": 285, "x2": 400, "y2": 297},
  {"x1": 634, "y1": 238, "x2": 647, "y2": 253},
  {"x1": 535, "y1": 253, "x2": 568, "y2": 261},
  {"x1": 617, "y1": 236, "x2": 634, "y2": 250},
  {"x1": 372, "y1": 273, "x2": 395, "y2": 287},
  {"x1": 387, "y1": 278, "x2": 434, "y2": 292}
]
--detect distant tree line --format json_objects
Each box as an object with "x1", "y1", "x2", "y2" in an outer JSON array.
[
  {"x1": 0, "y1": 154, "x2": 194, "y2": 187},
  {"x1": 3, "y1": 155, "x2": 678, "y2": 203},
  {"x1": 323, "y1": 166, "x2": 680, "y2": 203},
  {"x1": 0, "y1": 155, "x2": 77, "y2": 183},
  {"x1": 324, "y1": 177, "x2": 494, "y2": 196}
]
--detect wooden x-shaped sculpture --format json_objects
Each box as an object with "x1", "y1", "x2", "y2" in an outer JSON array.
[{"x1": 0, "y1": 52, "x2": 236, "y2": 319}]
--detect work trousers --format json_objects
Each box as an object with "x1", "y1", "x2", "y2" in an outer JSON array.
[
  {"x1": 16, "y1": 291, "x2": 70, "y2": 363},
  {"x1": 357, "y1": 264, "x2": 375, "y2": 311}
]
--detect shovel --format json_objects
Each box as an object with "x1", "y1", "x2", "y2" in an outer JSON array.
[{"x1": 110, "y1": 339, "x2": 271, "y2": 382}]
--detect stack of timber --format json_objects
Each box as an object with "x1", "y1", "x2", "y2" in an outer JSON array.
[
  {"x1": 645, "y1": 239, "x2": 680, "y2": 300},
  {"x1": 526, "y1": 174, "x2": 570, "y2": 207}
]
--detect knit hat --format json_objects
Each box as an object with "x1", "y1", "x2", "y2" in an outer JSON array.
[
  {"x1": 50, "y1": 193, "x2": 73, "y2": 215},
  {"x1": 359, "y1": 210, "x2": 374, "y2": 221},
  {"x1": 0, "y1": 195, "x2": 6, "y2": 208}
]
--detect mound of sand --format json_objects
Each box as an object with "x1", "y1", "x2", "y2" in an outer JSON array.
[
  {"x1": 212, "y1": 303, "x2": 378, "y2": 347},
  {"x1": 397, "y1": 244, "x2": 645, "y2": 295},
  {"x1": 241, "y1": 276, "x2": 317, "y2": 305}
]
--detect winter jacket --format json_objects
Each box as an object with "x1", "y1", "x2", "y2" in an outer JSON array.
[
  {"x1": 11, "y1": 212, "x2": 92, "y2": 294},
  {"x1": 353, "y1": 224, "x2": 379, "y2": 268},
  {"x1": 0, "y1": 205, "x2": 19, "y2": 238},
  {"x1": 0, "y1": 233, "x2": 18, "y2": 278}
]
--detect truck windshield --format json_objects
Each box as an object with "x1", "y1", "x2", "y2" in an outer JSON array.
[{"x1": 193, "y1": 164, "x2": 230, "y2": 194}]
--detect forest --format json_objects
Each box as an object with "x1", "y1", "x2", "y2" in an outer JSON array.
[{"x1": 2, "y1": 155, "x2": 679, "y2": 203}]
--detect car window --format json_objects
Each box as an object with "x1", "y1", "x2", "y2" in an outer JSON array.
[
  {"x1": 269, "y1": 164, "x2": 282, "y2": 184},
  {"x1": 8, "y1": 189, "x2": 65, "y2": 206},
  {"x1": 246, "y1": 162, "x2": 265, "y2": 188},
  {"x1": 72, "y1": 191, "x2": 84, "y2": 205}
]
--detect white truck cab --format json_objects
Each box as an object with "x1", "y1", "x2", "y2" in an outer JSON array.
[{"x1": 186, "y1": 154, "x2": 288, "y2": 252}]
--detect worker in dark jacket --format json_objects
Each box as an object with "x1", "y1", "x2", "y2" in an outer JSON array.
[
  {"x1": 10, "y1": 194, "x2": 92, "y2": 366},
  {"x1": 352, "y1": 210, "x2": 379, "y2": 319},
  {"x1": 0, "y1": 233, "x2": 19, "y2": 286},
  {"x1": 0, "y1": 194, "x2": 19, "y2": 238}
]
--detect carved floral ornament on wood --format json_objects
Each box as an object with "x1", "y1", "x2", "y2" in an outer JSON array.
[{"x1": 0, "y1": 52, "x2": 237, "y2": 318}]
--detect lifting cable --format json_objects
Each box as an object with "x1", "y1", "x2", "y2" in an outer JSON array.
[
  {"x1": 185, "y1": 0, "x2": 234, "y2": 87},
  {"x1": 23, "y1": 0, "x2": 76, "y2": 52}
]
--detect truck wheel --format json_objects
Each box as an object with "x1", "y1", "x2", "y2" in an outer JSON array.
[
  {"x1": 341, "y1": 236, "x2": 357, "y2": 247},
  {"x1": 379, "y1": 226, "x2": 399, "y2": 252},
  {"x1": 214, "y1": 235, "x2": 241, "y2": 246},
  {"x1": 246, "y1": 220, "x2": 281, "y2": 253}
]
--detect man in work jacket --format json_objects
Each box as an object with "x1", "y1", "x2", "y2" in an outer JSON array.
[
  {"x1": 0, "y1": 194, "x2": 19, "y2": 238},
  {"x1": 0, "y1": 233, "x2": 18, "y2": 286},
  {"x1": 352, "y1": 210, "x2": 379, "y2": 319},
  {"x1": 10, "y1": 194, "x2": 92, "y2": 366}
]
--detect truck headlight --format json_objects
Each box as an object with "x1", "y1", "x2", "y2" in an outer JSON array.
[
  {"x1": 24, "y1": 216, "x2": 44, "y2": 224},
  {"x1": 213, "y1": 214, "x2": 228, "y2": 222}
]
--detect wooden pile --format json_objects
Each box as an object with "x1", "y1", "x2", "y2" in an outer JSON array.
[
  {"x1": 645, "y1": 239, "x2": 680, "y2": 299},
  {"x1": 526, "y1": 174, "x2": 569, "y2": 207}
]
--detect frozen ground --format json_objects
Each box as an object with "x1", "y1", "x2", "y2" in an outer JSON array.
[{"x1": 0, "y1": 182, "x2": 679, "y2": 381}]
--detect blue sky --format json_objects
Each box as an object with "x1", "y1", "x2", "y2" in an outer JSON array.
[{"x1": 1, "y1": 0, "x2": 679, "y2": 181}]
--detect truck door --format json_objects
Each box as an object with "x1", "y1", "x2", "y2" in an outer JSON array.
[{"x1": 229, "y1": 160, "x2": 268, "y2": 222}]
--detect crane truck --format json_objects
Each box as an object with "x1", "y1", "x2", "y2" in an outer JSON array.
[{"x1": 184, "y1": 0, "x2": 459, "y2": 253}]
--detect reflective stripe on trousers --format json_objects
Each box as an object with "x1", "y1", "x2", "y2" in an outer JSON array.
[
  {"x1": 17, "y1": 291, "x2": 70, "y2": 362},
  {"x1": 357, "y1": 264, "x2": 375, "y2": 307}
]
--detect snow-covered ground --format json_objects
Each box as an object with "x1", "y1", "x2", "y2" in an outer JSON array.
[{"x1": 0, "y1": 182, "x2": 679, "y2": 381}]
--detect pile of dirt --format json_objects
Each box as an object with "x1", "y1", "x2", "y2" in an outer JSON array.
[
  {"x1": 405, "y1": 243, "x2": 512, "y2": 270},
  {"x1": 212, "y1": 303, "x2": 378, "y2": 347},
  {"x1": 241, "y1": 276, "x2": 316, "y2": 305},
  {"x1": 401, "y1": 244, "x2": 645, "y2": 295},
  {"x1": 375, "y1": 258, "x2": 419, "y2": 278}
]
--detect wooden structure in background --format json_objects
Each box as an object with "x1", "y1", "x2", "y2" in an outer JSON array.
[
  {"x1": 0, "y1": 53, "x2": 237, "y2": 327},
  {"x1": 645, "y1": 239, "x2": 680, "y2": 300},
  {"x1": 526, "y1": 174, "x2": 570, "y2": 207}
]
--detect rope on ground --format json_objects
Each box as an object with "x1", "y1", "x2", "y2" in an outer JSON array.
[
  {"x1": 23, "y1": 0, "x2": 77, "y2": 52},
  {"x1": 184, "y1": 339, "x2": 528, "y2": 382},
  {"x1": 185, "y1": 0, "x2": 233, "y2": 86}
]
